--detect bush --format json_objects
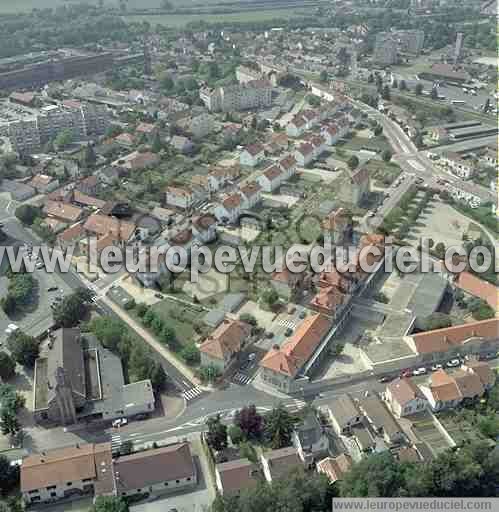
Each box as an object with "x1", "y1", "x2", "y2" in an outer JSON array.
[
  {"x1": 7, "y1": 331, "x2": 39, "y2": 368},
  {"x1": 124, "y1": 299, "x2": 136, "y2": 310},
  {"x1": 181, "y1": 343, "x2": 200, "y2": 365}
]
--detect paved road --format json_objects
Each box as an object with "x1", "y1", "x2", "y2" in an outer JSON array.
[{"x1": 351, "y1": 99, "x2": 495, "y2": 203}]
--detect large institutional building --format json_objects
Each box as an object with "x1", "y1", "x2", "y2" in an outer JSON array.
[{"x1": 200, "y1": 80, "x2": 272, "y2": 112}]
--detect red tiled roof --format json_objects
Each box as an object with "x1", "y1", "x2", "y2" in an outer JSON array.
[
  {"x1": 200, "y1": 319, "x2": 251, "y2": 361},
  {"x1": 411, "y1": 318, "x2": 499, "y2": 354},
  {"x1": 244, "y1": 143, "x2": 264, "y2": 157},
  {"x1": 263, "y1": 165, "x2": 283, "y2": 181},
  {"x1": 260, "y1": 314, "x2": 330, "y2": 377},
  {"x1": 456, "y1": 272, "x2": 498, "y2": 311}
]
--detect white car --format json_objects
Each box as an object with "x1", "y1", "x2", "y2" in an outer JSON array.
[
  {"x1": 431, "y1": 364, "x2": 443, "y2": 371},
  {"x1": 112, "y1": 418, "x2": 128, "y2": 428},
  {"x1": 412, "y1": 367, "x2": 427, "y2": 376},
  {"x1": 446, "y1": 359, "x2": 461, "y2": 368}
]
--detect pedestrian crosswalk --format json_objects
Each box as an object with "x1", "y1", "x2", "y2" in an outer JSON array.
[
  {"x1": 232, "y1": 372, "x2": 252, "y2": 385},
  {"x1": 110, "y1": 433, "x2": 122, "y2": 452},
  {"x1": 285, "y1": 399, "x2": 307, "y2": 410},
  {"x1": 278, "y1": 319, "x2": 297, "y2": 330},
  {"x1": 182, "y1": 387, "x2": 203, "y2": 402}
]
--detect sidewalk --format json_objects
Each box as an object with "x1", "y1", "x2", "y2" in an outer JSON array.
[{"x1": 101, "y1": 294, "x2": 205, "y2": 388}]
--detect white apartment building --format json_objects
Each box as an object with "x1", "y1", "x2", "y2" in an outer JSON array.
[
  {"x1": 441, "y1": 153, "x2": 475, "y2": 179},
  {"x1": 200, "y1": 80, "x2": 272, "y2": 113}
]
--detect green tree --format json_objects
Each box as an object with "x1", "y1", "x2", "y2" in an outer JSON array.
[
  {"x1": 119, "y1": 440, "x2": 133, "y2": 456},
  {"x1": 82, "y1": 143, "x2": 97, "y2": 168},
  {"x1": 382, "y1": 149, "x2": 392, "y2": 162},
  {"x1": 181, "y1": 343, "x2": 200, "y2": 365},
  {"x1": 320, "y1": 70, "x2": 328, "y2": 82},
  {"x1": 7, "y1": 331, "x2": 39, "y2": 368},
  {"x1": 228, "y1": 424, "x2": 244, "y2": 445},
  {"x1": 0, "y1": 353, "x2": 16, "y2": 381},
  {"x1": 399, "y1": 79, "x2": 407, "y2": 91},
  {"x1": 151, "y1": 132, "x2": 162, "y2": 153},
  {"x1": 92, "y1": 496, "x2": 129, "y2": 512},
  {"x1": 88, "y1": 316, "x2": 126, "y2": 352},
  {"x1": 416, "y1": 313, "x2": 452, "y2": 332},
  {"x1": 264, "y1": 404, "x2": 297, "y2": 449},
  {"x1": 234, "y1": 404, "x2": 263, "y2": 441},
  {"x1": 0, "y1": 384, "x2": 25, "y2": 415},
  {"x1": 374, "y1": 125, "x2": 383, "y2": 136},
  {"x1": 0, "y1": 455, "x2": 19, "y2": 496},
  {"x1": 54, "y1": 128, "x2": 73, "y2": 150},
  {"x1": 206, "y1": 414, "x2": 228, "y2": 451},
  {"x1": 15, "y1": 204, "x2": 39, "y2": 225},
  {"x1": 53, "y1": 288, "x2": 92, "y2": 327},
  {"x1": 347, "y1": 155, "x2": 359, "y2": 170},
  {"x1": 149, "y1": 361, "x2": 168, "y2": 391},
  {"x1": 239, "y1": 313, "x2": 257, "y2": 326},
  {"x1": 415, "y1": 83, "x2": 423, "y2": 96},
  {"x1": 0, "y1": 410, "x2": 20, "y2": 436}
]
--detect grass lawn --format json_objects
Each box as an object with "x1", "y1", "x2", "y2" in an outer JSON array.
[
  {"x1": 437, "y1": 410, "x2": 487, "y2": 446},
  {"x1": 123, "y1": 9, "x2": 302, "y2": 27},
  {"x1": 365, "y1": 160, "x2": 402, "y2": 186},
  {"x1": 150, "y1": 297, "x2": 202, "y2": 346},
  {"x1": 338, "y1": 134, "x2": 391, "y2": 153}
]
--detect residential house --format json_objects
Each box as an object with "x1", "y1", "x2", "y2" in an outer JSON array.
[
  {"x1": 77, "y1": 175, "x2": 98, "y2": 196},
  {"x1": 112, "y1": 151, "x2": 160, "y2": 171},
  {"x1": 358, "y1": 394, "x2": 405, "y2": 445},
  {"x1": 452, "y1": 369, "x2": 484, "y2": 403},
  {"x1": 385, "y1": 378, "x2": 427, "y2": 418},
  {"x1": 462, "y1": 361, "x2": 496, "y2": 390},
  {"x1": 240, "y1": 143, "x2": 265, "y2": 167},
  {"x1": 294, "y1": 142, "x2": 315, "y2": 167},
  {"x1": 311, "y1": 285, "x2": 346, "y2": 318},
  {"x1": 340, "y1": 167, "x2": 369, "y2": 206},
  {"x1": 278, "y1": 154, "x2": 297, "y2": 179},
  {"x1": 57, "y1": 222, "x2": 85, "y2": 251},
  {"x1": 306, "y1": 134, "x2": 326, "y2": 159},
  {"x1": 258, "y1": 165, "x2": 283, "y2": 192},
  {"x1": 170, "y1": 135, "x2": 194, "y2": 155},
  {"x1": 317, "y1": 454, "x2": 353, "y2": 484},
  {"x1": 419, "y1": 369, "x2": 463, "y2": 412},
  {"x1": 96, "y1": 166, "x2": 124, "y2": 185},
  {"x1": 325, "y1": 394, "x2": 363, "y2": 436},
  {"x1": 82, "y1": 213, "x2": 136, "y2": 253},
  {"x1": 43, "y1": 201, "x2": 84, "y2": 224},
  {"x1": 115, "y1": 132, "x2": 135, "y2": 148},
  {"x1": 320, "y1": 123, "x2": 340, "y2": 146},
  {"x1": 292, "y1": 410, "x2": 329, "y2": 464},
  {"x1": 215, "y1": 193, "x2": 242, "y2": 224},
  {"x1": 481, "y1": 145, "x2": 498, "y2": 167},
  {"x1": 405, "y1": 318, "x2": 499, "y2": 364},
  {"x1": 177, "y1": 113, "x2": 214, "y2": 140},
  {"x1": 199, "y1": 319, "x2": 252, "y2": 373},
  {"x1": 441, "y1": 152, "x2": 475, "y2": 179},
  {"x1": 259, "y1": 314, "x2": 332, "y2": 393},
  {"x1": 164, "y1": 186, "x2": 195, "y2": 210},
  {"x1": 260, "y1": 447, "x2": 304, "y2": 483},
  {"x1": 113, "y1": 443, "x2": 197, "y2": 499},
  {"x1": 286, "y1": 115, "x2": 307, "y2": 138},
  {"x1": 71, "y1": 191, "x2": 106, "y2": 210},
  {"x1": 215, "y1": 459, "x2": 259, "y2": 497},
  {"x1": 20, "y1": 443, "x2": 114, "y2": 506},
  {"x1": 29, "y1": 174, "x2": 59, "y2": 194},
  {"x1": 192, "y1": 214, "x2": 217, "y2": 243},
  {"x1": 316, "y1": 267, "x2": 356, "y2": 294},
  {"x1": 135, "y1": 122, "x2": 157, "y2": 142},
  {"x1": 239, "y1": 181, "x2": 262, "y2": 209}
]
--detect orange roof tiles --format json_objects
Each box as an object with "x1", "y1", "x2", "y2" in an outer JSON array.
[
  {"x1": 456, "y1": 271, "x2": 498, "y2": 311},
  {"x1": 200, "y1": 319, "x2": 251, "y2": 361},
  {"x1": 260, "y1": 314, "x2": 331, "y2": 377}
]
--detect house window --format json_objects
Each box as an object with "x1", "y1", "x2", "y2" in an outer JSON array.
[
  {"x1": 31, "y1": 497, "x2": 41, "y2": 503},
  {"x1": 46, "y1": 485, "x2": 56, "y2": 490},
  {"x1": 187, "y1": 477, "x2": 191, "y2": 481},
  {"x1": 176, "y1": 480, "x2": 180, "y2": 484},
  {"x1": 28, "y1": 490, "x2": 39, "y2": 494},
  {"x1": 82, "y1": 478, "x2": 93, "y2": 483},
  {"x1": 67, "y1": 482, "x2": 72, "y2": 486},
  {"x1": 164, "y1": 482, "x2": 169, "y2": 487},
  {"x1": 50, "y1": 492, "x2": 57, "y2": 498}
]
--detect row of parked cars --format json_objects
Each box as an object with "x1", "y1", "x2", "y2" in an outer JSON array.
[{"x1": 379, "y1": 353, "x2": 497, "y2": 383}]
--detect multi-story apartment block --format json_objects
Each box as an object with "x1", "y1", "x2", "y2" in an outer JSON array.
[
  {"x1": 2, "y1": 100, "x2": 110, "y2": 154},
  {"x1": 200, "y1": 80, "x2": 272, "y2": 113},
  {"x1": 373, "y1": 34, "x2": 398, "y2": 65}
]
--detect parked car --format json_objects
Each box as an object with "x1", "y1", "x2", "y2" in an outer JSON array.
[
  {"x1": 112, "y1": 418, "x2": 128, "y2": 428},
  {"x1": 284, "y1": 328, "x2": 293, "y2": 337},
  {"x1": 446, "y1": 359, "x2": 461, "y2": 368},
  {"x1": 47, "y1": 286, "x2": 58, "y2": 292},
  {"x1": 248, "y1": 353, "x2": 256, "y2": 361},
  {"x1": 400, "y1": 369, "x2": 412, "y2": 378},
  {"x1": 378, "y1": 375, "x2": 396, "y2": 383},
  {"x1": 431, "y1": 364, "x2": 443, "y2": 371},
  {"x1": 412, "y1": 367, "x2": 427, "y2": 376}
]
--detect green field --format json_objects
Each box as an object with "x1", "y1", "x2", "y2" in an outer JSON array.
[{"x1": 124, "y1": 9, "x2": 302, "y2": 27}]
